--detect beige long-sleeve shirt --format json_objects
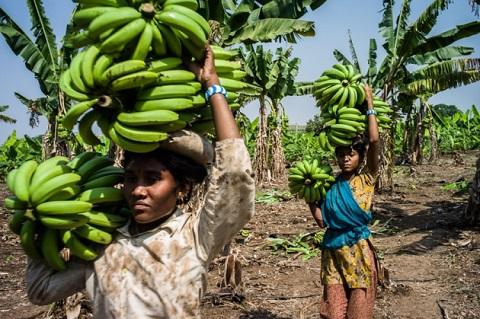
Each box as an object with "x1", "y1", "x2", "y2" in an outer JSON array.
[{"x1": 26, "y1": 138, "x2": 255, "y2": 318}]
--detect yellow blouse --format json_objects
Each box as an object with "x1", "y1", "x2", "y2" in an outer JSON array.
[{"x1": 321, "y1": 173, "x2": 376, "y2": 288}]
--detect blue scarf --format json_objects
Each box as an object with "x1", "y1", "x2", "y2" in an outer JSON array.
[{"x1": 320, "y1": 175, "x2": 372, "y2": 249}]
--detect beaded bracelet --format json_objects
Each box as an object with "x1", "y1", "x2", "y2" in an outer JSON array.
[{"x1": 205, "y1": 84, "x2": 227, "y2": 101}]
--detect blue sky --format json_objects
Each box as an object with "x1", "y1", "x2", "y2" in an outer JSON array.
[{"x1": 0, "y1": 0, "x2": 479, "y2": 144}]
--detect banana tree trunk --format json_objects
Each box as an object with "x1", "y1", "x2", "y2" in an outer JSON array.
[
  {"x1": 427, "y1": 104, "x2": 438, "y2": 163},
  {"x1": 269, "y1": 100, "x2": 286, "y2": 181},
  {"x1": 254, "y1": 95, "x2": 270, "y2": 185},
  {"x1": 463, "y1": 155, "x2": 480, "y2": 225},
  {"x1": 377, "y1": 88, "x2": 394, "y2": 192}
]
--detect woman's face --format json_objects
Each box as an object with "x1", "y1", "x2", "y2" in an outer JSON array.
[
  {"x1": 123, "y1": 157, "x2": 178, "y2": 224},
  {"x1": 336, "y1": 147, "x2": 361, "y2": 173}
]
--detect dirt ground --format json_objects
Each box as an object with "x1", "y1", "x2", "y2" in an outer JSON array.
[{"x1": 0, "y1": 151, "x2": 479, "y2": 319}]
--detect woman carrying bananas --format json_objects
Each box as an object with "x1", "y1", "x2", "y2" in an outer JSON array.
[
  {"x1": 309, "y1": 85, "x2": 383, "y2": 319},
  {"x1": 25, "y1": 45, "x2": 255, "y2": 318}
]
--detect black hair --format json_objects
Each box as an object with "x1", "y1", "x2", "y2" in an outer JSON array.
[
  {"x1": 122, "y1": 148, "x2": 208, "y2": 203},
  {"x1": 335, "y1": 135, "x2": 368, "y2": 159}
]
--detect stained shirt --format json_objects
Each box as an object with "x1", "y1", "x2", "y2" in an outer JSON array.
[
  {"x1": 321, "y1": 173, "x2": 377, "y2": 288},
  {"x1": 26, "y1": 138, "x2": 255, "y2": 318}
]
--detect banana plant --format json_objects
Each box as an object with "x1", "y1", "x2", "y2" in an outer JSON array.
[
  {"x1": 0, "y1": 0, "x2": 76, "y2": 159},
  {"x1": 199, "y1": 0, "x2": 326, "y2": 45},
  {"x1": 0, "y1": 105, "x2": 16, "y2": 124},
  {"x1": 241, "y1": 45, "x2": 300, "y2": 184}
]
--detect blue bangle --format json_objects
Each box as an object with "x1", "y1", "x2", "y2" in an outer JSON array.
[
  {"x1": 205, "y1": 85, "x2": 227, "y2": 101},
  {"x1": 366, "y1": 109, "x2": 377, "y2": 116}
]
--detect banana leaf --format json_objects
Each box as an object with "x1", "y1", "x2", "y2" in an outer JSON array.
[
  {"x1": 379, "y1": 0, "x2": 395, "y2": 53},
  {"x1": 224, "y1": 18, "x2": 315, "y2": 45},
  {"x1": 411, "y1": 21, "x2": 480, "y2": 56},
  {"x1": 0, "y1": 105, "x2": 16, "y2": 124},
  {"x1": 333, "y1": 49, "x2": 353, "y2": 67},
  {"x1": 407, "y1": 46, "x2": 474, "y2": 65},
  {"x1": 348, "y1": 30, "x2": 361, "y2": 73},
  {"x1": 367, "y1": 39, "x2": 377, "y2": 82},
  {"x1": 406, "y1": 70, "x2": 480, "y2": 95},
  {"x1": 295, "y1": 81, "x2": 315, "y2": 96}
]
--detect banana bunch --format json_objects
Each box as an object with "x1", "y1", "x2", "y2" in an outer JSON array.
[
  {"x1": 371, "y1": 96, "x2": 394, "y2": 132},
  {"x1": 61, "y1": 45, "x2": 250, "y2": 152},
  {"x1": 318, "y1": 106, "x2": 367, "y2": 149},
  {"x1": 288, "y1": 159, "x2": 335, "y2": 203},
  {"x1": 313, "y1": 64, "x2": 366, "y2": 111},
  {"x1": 4, "y1": 152, "x2": 130, "y2": 270},
  {"x1": 69, "y1": 0, "x2": 210, "y2": 60}
]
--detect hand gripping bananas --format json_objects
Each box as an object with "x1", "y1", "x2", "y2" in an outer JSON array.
[
  {"x1": 3, "y1": 153, "x2": 130, "y2": 270},
  {"x1": 288, "y1": 159, "x2": 336, "y2": 203},
  {"x1": 313, "y1": 64, "x2": 393, "y2": 150},
  {"x1": 61, "y1": 0, "x2": 254, "y2": 150}
]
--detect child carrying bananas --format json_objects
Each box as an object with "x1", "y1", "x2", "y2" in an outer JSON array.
[
  {"x1": 309, "y1": 85, "x2": 384, "y2": 319},
  {"x1": 25, "y1": 45, "x2": 255, "y2": 318}
]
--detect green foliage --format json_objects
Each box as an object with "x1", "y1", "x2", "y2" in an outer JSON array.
[
  {"x1": 283, "y1": 131, "x2": 331, "y2": 163},
  {"x1": 441, "y1": 179, "x2": 471, "y2": 192},
  {"x1": 267, "y1": 232, "x2": 324, "y2": 261},
  {"x1": 0, "y1": 105, "x2": 16, "y2": 124},
  {"x1": 305, "y1": 114, "x2": 323, "y2": 133},
  {"x1": 0, "y1": 131, "x2": 42, "y2": 179},
  {"x1": 255, "y1": 189, "x2": 292, "y2": 204},
  {"x1": 433, "y1": 103, "x2": 461, "y2": 117},
  {"x1": 236, "y1": 112, "x2": 258, "y2": 157}
]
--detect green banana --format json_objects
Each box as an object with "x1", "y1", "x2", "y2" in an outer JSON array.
[
  {"x1": 134, "y1": 98, "x2": 194, "y2": 112},
  {"x1": 62, "y1": 99, "x2": 99, "y2": 131},
  {"x1": 163, "y1": 4, "x2": 211, "y2": 35},
  {"x1": 82, "y1": 174, "x2": 123, "y2": 189},
  {"x1": 72, "y1": 6, "x2": 112, "y2": 27},
  {"x1": 39, "y1": 214, "x2": 89, "y2": 230},
  {"x1": 68, "y1": 151, "x2": 100, "y2": 170},
  {"x1": 47, "y1": 185, "x2": 81, "y2": 201},
  {"x1": 82, "y1": 45, "x2": 101, "y2": 88},
  {"x1": 41, "y1": 228, "x2": 66, "y2": 271},
  {"x1": 163, "y1": 0, "x2": 198, "y2": 11},
  {"x1": 338, "y1": 107, "x2": 362, "y2": 116},
  {"x1": 78, "y1": 109, "x2": 102, "y2": 146},
  {"x1": 156, "y1": 23, "x2": 182, "y2": 57},
  {"x1": 62, "y1": 230, "x2": 98, "y2": 261},
  {"x1": 36, "y1": 200, "x2": 93, "y2": 215},
  {"x1": 77, "y1": 156, "x2": 114, "y2": 181},
  {"x1": 70, "y1": 51, "x2": 89, "y2": 93},
  {"x1": 14, "y1": 160, "x2": 38, "y2": 202},
  {"x1": 59, "y1": 70, "x2": 92, "y2": 101},
  {"x1": 330, "y1": 123, "x2": 358, "y2": 134},
  {"x1": 214, "y1": 60, "x2": 242, "y2": 73},
  {"x1": 150, "y1": 21, "x2": 167, "y2": 56},
  {"x1": 77, "y1": 187, "x2": 124, "y2": 204},
  {"x1": 117, "y1": 110, "x2": 179, "y2": 126},
  {"x1": 101, "y1": 18, "x2": 147, "y2": 53},
  {"x1": 155, "y1": 120, "x2": 187, "y2": 132},
  {"x1": 211, "y1": 45, "x2": 238, "y2": 60},
  {"x1": 6, "y1": 169, "x2": 18, "y2": 193},
  {"x1": 74, "y1": 224, "x2": 112, "y2": 244},
  {"x1": 217, "y1": 70, "x2": 247, "y2": 80},
  {"x1": 110, "y1": 71, "x2": 158, "y2": 91},
  {"x1": 155, "y1": 10, "x2": 207, "y2": 50},
  {"x1": 80, "y1": 210, "x2": 127, "y2": 228},
  {"x1": 102, "y1": 60, "x2": 147, "y2": 83},
  {"x1": 31, "y1": 173, "x2": 82, "y2": 205},
  {"x1": 113, "y1": 121, "x2": 169, "y2": 142},
  {"x1": 218, "y1": 77, "x2": 247, "y2": 91},
  {"x1": 131, "y1": 22, "x2": 153, "y2": 61},
  {"x1": 190, "y1": 95, "x2": 206, "y2": 107},
  {"x1": 20, "y1": 220, "x2": 41, "y2": 259},
  {"x1": 85, "y1": 166, "x2": 124, "y2": 182},
  {"x1": 187, "y1": 81, "x2": 202, "y2": 92},
  {"x1": 148, "y1": 57, "x2": 183, "y2": 72},
  {"x1": 157, "y1": 70, "x2": 196, "y2": 84},
  {"x1": 347, "y1": 86, "x2": 357, "y2": 108},
  {"x1": 30, "y1": 165, "x2": 72, "y2": 194},
  {"x1": 333, "y1": 63, "x2": 349, "y2": 77},
  {"x1": 4, "y1": 196, "x2": 28, "y2": 209},
  {"x1": 323, "y1": 68, "x2": 346, "y2": 80},
  {"x1": 328, "y1": 133, "x2": 352, "y2": 147},
  {"x1": 93, "y1": 54, "x2": 115, "y2": 87},
  {"x1": 108, "y1": 124, "x2": 159, "y2": 153},
  {"x1": 88, "y1": 7, "x2": 141, "y2": 39},
  {"x1": 8, "y1": 210, "x2": 27, "y2": 235}
]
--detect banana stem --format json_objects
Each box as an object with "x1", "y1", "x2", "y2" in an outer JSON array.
[
  {"x1": 304, "y1": 179, "x2": 312, "y2": 186},
  {"x1": 140, "y1": 3, "x2": 155, "y2": 18},
  {"x1": 97, "y1": 95, "x2": 113, "y2": 108}
]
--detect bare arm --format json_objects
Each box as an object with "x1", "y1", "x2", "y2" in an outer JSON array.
[
  {"x1": 308, "y1": 203, "x2": 325, "y2": 228},
  {"x1": 365, "y1": 84, "x2": 380, "y2": 175},
  {"x1": 185, "y1": 44, "x2": 240, "y2": 141}
]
